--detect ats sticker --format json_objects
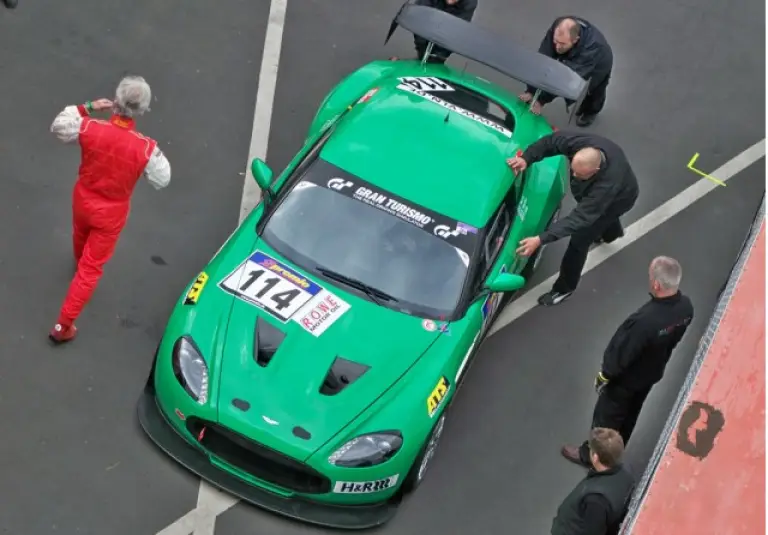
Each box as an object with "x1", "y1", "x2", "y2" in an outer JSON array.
[
  {"x1": 427, "y1": 376, "x2": 450, "y2": 418},
  {"x1": 294, "y1": 289, "x2": 351, "y2": 337},
  {"x1": 184, "y1": 272, "x2": 209, "y2": 305},
  {"x1": 333, "y1": 475, "x2": 400, "y2": 494},
  {"x1": 219, "y1": 251, "x2": 323, "y2": 322},
  {"x1": 397, "y1": 83, "x2": 512, "y2": 138}
]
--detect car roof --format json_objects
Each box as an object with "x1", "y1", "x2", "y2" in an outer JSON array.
[{"x1": 319, "y1": 73, "x2": 525, "y2": 229}]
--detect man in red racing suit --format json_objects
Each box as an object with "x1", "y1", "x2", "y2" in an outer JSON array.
[{"x1": 49, "y1": 75, "x2": 171, "y2": 344}]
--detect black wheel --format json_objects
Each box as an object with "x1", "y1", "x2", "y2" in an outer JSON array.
[
  {"x1": 522, "y1": 203, "x2": 561, "y2": 279},
  {"x1": 400, "y1": 410, "x2": 448, "y2": 494}
]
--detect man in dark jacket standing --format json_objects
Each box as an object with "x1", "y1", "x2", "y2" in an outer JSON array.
[
  {"x1": 508, "y1": 131, "x2": 639, "y2": 307},
  {"x1": 413, "y1": 0, "x2": 478, "y2": 63},
  {"x1": 520, "y1": 16, "x2": 613, "y2": 127},
  {"x1": 551, "y1": 427, "x2": 635, "y2": 535},
  {"x1": 561, "y1": 256, "x2": 694, "y2": 467}
]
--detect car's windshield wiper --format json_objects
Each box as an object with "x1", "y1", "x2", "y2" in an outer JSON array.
[{"x1": 315, "y1": 267, "x2": 398, "y2": 305}]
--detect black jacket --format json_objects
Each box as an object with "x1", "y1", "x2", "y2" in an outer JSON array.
[
  {"x1": 521, "y1": 131, "x2": 639, "y2": 245},
  {"x1": 527, "y1": 16, "x2": 614, "y2": 105},
  {"x1": 414, "y1": 0, "x2": 477, "y2": 21},
  {"x1": 551, "y1": 464, "x2": 635, "y2": 535},
  {"x1": 602, "y1": 291, "x2": 694, "y2": 392}
]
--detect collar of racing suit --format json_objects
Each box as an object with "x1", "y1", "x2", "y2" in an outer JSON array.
[{"x1": 109, "y1": 115, "x2": 136, "y2": 130}]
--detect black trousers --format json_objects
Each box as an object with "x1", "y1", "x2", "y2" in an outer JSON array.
[
  {"x1": 577, "y1": 72, "x2": 611, "y2": 116},
  {"x1": 551, "y1": 196, "x2": 636, "y2": 294},
  {"x1": 415, "y1": 37, "x2": 451, "y2": 63},
  {"x1": 578, "y1": 384, "x2": 652, "y2": 464}
]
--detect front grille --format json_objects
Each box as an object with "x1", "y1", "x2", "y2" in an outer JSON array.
[{"x1": 186, "y1": 418, "x2": 330, "y2": 494}]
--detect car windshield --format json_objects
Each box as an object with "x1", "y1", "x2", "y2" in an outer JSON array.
[{"x1": 260, "y1": 158, "x2": 480, "y2": 319}]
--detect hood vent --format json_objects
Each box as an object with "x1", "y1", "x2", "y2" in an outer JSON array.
[
  {"x1": 253, "y1": 317, "x2": 286, "y2": 367},
  {"x1": 320, "y1": 357, "x2": 370, "y2": 396}
]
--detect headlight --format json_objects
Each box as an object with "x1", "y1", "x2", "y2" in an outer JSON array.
[
  {"x1": 328, "y1": 432, "x2": 403, "y2": 468},
  {"x1": 171, "y1": 336, "x2": 209, "y2": 405}
]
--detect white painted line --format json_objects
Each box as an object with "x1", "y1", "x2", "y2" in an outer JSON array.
[
  {"x1": 154, "y1": 1, "x2": 288, "y2": 534},
  {"x1": 238, "y1": 0, "x2": 288, "y2": 225},
  {"x1": 488, "y1": 138, "x2": 766, "y2": 337}
]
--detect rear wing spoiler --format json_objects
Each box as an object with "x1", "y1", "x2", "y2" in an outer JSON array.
[{"x1": 385, "y1": 2, "x2": 589, "y2": 123}]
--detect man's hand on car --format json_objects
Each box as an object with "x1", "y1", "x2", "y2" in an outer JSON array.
[
  {"x1": 516, "y1": 236, "x2": 541, "y2": 257},
  {"x1": 506, "y1": 156, "x2": 528, "y2": 175}
]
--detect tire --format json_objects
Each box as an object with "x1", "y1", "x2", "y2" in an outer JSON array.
[{"x1": 400, "y1": 410, "x2": 448, "y2": 494}]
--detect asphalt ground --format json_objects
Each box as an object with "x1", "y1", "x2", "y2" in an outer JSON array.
[{"x1": 0, "y1": 0, "x2": 764, "y2": 534}]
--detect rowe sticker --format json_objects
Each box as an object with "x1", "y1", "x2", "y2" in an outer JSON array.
[
  {"x1": 295, "y1": 290, "x2": 351, "y2": 337},
  {"x1": 333, "y1": 475, "x2": 400, "y2": 494},
  {"x1": 397, "y1": 83, "x2": 512, "y2": 138}
]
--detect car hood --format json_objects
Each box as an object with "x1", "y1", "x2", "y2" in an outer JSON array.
[{"x1": 209, "y1": 241, "x2": 442, "y2": 462}]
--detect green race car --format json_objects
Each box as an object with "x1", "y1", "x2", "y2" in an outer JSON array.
[{"x1": 137, "y1": 3, "x2": 587, "y2": 530}]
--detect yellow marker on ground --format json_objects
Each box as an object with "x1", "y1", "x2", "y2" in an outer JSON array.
[{"x1": 687, "y1": 153, "x2": 727, "y2": 187}]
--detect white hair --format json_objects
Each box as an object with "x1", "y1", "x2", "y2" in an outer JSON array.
[
  {"x1": 650, "y1": 256, "x2": 682, "y2": 291},
  {"x1": 113, "y1": 75, "x2": 151, "y2": 118}
]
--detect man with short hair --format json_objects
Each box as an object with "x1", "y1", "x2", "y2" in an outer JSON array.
[
  {"x1": 48, "y1": 75, "x2": 171, "y2": 343},
  {"x1": 520, "y1": 16, "x2": 613, "y2": 127},
  {"x1": 508, "y1": 131, "x2": 639, "y2": 307},
  {"x1": 561, "y1": 256, "x2": 694, "y2": 467},
  {"x1": 551, "y1": 427, "x2": 635, "y2": 535},
  {"x1": 412, "y1": 0, "x2": 478, "y2": 63}
]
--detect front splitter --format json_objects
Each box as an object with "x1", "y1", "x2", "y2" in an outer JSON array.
[{"x1": 136, "y1": 384, "x2": 401, "y2": 530}]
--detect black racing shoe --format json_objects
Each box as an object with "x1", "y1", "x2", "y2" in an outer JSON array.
[
  {"x1": 537, "y1": 290, "x2": 573, "y2": 307},
  {"x1": 576, "y1": 113, "x2": 597, "y2": 127}
]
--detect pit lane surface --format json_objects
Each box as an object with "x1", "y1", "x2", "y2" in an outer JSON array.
[{"x1": 0, "y1": 1, "x2": 764, "y2": 535}]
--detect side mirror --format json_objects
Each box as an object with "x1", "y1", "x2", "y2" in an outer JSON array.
[
  {"x1": 250, "y1": 158, "x2": 274, "y2": 192},
  {"x1": 486, "y1": 272, "x2": 526, "y2": 293}
]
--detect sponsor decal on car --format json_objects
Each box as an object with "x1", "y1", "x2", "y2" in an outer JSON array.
[
  {"x1": 333, "y1": 475, "x2": 400, "y2": 494},
  {"x1": 294, "y1": 289, "x2": 351, "y2": 337},
  {"x1": 218, "y1": 251, "x2": 323, "y2": 322},
  {"x1": 422, "y1": 319, "x2": 437, "y2": 331},
  {"x1": 352, "y1": 186, "x2": 434, "y2": 228},
  {"x1": 396, "y1": 83, "x2": 512, "y2": 138},
  {"x1": 433, "y1": 222, "x2": 478, "y2": 239},
  {"x1": 398, "y1": 76, "x2": 455, "y2": 92},
  {"x1": 184, "y1": 272, "x2": 209, "y2": 305},
  {"x1": 356, "y1": 87, "x2": 380, "y2": 103},
  {"x1": 304, "y1": 159, "x2": 481, "y2": 253},
  {"x1": 427, "y1": 376, "x2": 451, "y2": 418}
]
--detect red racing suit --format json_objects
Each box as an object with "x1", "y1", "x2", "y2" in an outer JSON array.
[{"x1": 50, "y1": 104, "x2": 171, "y2": 326}]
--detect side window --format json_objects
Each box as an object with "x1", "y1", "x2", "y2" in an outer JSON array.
[{"x1": 481, "y1": 203, "x2": 510, "y2": 277}]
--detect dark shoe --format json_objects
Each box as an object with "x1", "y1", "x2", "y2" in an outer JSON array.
[
  {"x1": 49, "y1": 323, "x2": 77, "y2": 344},
  {"x1": 537, "y1": 290, "x2": 573, "y2": 307},
  {"x1": 3, "y1": 0, "x2": 18, "y2": 8},
  {"x1": 561, "y1": 445, "x2": 591, "y2": 468},
  {"x1": 576, "y1": 113, "x2": 597, "y2": 127},
  {"x1": 601, "y1": 228, "x2": 625, "y2": 244}
]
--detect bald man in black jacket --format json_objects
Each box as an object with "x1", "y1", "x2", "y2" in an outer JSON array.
[
  {"x1": 520, "y1": 16, "x2": 613, "y2": 127},
  {"x1": 508, "y1": 131, "x2": 639, "y2": 307},
  {"x1": 413, "y1": 0, "x2": 478, "y2": 63}
]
